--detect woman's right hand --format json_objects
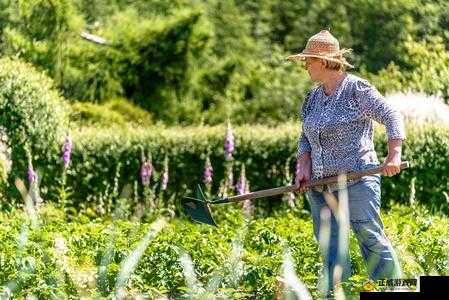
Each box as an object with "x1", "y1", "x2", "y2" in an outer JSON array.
[{"x1": 295, "y1": 153, "x2": 312, "y2": 193}]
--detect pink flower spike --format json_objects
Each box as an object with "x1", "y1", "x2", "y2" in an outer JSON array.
[
  {"x1": 140, "y1": 160, "x2": 153, "y2": 186},
  {"x1": 203, "y1": 157, "x2": 213, "y2": 184},
  {"x1": 27, "y1": 163, "x2": 36, "y2": 185},
  {"x1": 62, "y1": 134, "x2": 72, "y2": 168},
  {"x1": 224, "y1": 121, "x2": 234, "y2": 161},
  {"x1": 236, "y1": 165, "x2": 246, "y2": 195},
  {"x1": 161, "y1": 171, "x2": 169, "y2": 190}
]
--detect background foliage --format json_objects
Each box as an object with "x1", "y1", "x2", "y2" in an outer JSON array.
[{"x1": 0, "y1": 0, "x2": 448, "y2": 125}]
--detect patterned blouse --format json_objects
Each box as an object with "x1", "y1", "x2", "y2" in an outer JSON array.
[{"x1": 297, "y1": 73, "x2": 406, "y2": 180}]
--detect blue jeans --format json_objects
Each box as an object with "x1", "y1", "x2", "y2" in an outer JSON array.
[{"x1": 306, "y1": 175, "x2": 402, "y2": 292}]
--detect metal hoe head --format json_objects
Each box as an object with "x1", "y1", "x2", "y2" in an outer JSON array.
[{"x1": 181, "y1": 185, "x2": 217, "y2": 226}]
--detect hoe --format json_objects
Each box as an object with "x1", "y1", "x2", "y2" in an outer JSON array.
[{"x1": 182, "y1": 161, "x2": 409, "y2": 226}]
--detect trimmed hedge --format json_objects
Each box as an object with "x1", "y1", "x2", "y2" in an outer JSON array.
[
  {"x1": 0, "y1": 57, "x2": 69, "y2": 201},
  {"x1": 47, "y1": 122, "x2": 449, "y2": 213}
]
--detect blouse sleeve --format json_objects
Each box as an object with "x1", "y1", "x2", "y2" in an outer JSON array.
[
  {"x1": 356, "y1": 80, "x2": 406, "y2": 140},
  {"x1": 297, "y1": 91, "x2": 313, "y2": 157}
]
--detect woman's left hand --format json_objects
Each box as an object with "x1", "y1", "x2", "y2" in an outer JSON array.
[
  {"x1": 383, "y1": 139, "x2": 403, "y2": 177},
  {"x1": 383, "y1": 152, "x2": 402, "y2": 177}
]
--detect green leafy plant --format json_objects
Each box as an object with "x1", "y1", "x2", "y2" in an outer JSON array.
[{"x1": 0, "y1": 57, "x2": 69, "y2": 203}]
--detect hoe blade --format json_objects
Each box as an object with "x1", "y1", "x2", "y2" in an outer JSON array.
[{"x1": 181, "y1": 185, "x2": 216, "y2": 226}]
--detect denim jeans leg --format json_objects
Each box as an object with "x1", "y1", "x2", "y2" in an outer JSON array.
[
  {"x1": 307, "y1": 190, "x2": 352, "y2": 293},
  {"x1": 348, "y1": 175, "x2": 402, "y2": 279}
]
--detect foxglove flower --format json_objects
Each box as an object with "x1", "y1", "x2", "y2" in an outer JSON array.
[
  {"x1": 62, "y1": 134, "x2": 72, "y2": 168},
  {"x1": 203, "y1": 157, "x2": 213, "y2": 184},
  {"x1": 236, "y1": 165, "x2": 246, "y2": 195},
  {"x1": 140, "y1": 160, "x2": 153, "y2": 186},
  {"x1": 28, "y1": 162, "x2": 36, "y2": 185},
  {"x1": 224, "y1": 122, "x2": 234, "y2": 161},
  {"x1": 27, "y1": 160, "x2": 43, "y2": 207},
  {"x1": 242, "y1": 180, "x2": 252, "y2": 216},
  {"x1": 161, "y1": 171, "x2": 169, "y2": 191}
]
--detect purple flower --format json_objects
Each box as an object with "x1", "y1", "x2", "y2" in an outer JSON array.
[
  {"x1": 62, "y1": 134, "x2": 72, "y2": 168},
  {"x1": 27, "y1": 162, "x2": 36, "y2": 184},
  {"x1": 224, "y1": 122, "x2": 234, "y2": 161},
  {"x1": 140, "y1": 160, "x2": 153, "y2": 186},
  {"x1": 203, "y1": 157, "x2": 213, "y2": 184},
  {"x1": 161, "y1": 171, "x2": 169, "y2": 190},
  {"x1": 236, "y1": 165, "x2": 246, "y2": 195}
]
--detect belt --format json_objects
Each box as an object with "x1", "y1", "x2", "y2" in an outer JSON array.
[{"x1": 311, "y1": 177, "x2": 362, "y2": 193}]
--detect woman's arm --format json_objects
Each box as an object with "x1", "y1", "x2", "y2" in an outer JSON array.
[
  {"x1": 356, "y1": 80, "x2": 406, "y2": 176},
  {"x1": 383, "y1": 139, "x2": 402, "y2": 177},
  {"x1": 295, "y1": 152, "x2": 312, "y2": 192},
  {"x1": 296, "y1": 90, "x2": 314, "y2": 190},
  {"x1": 357, "y1": 80, "x2": 406, "y2": 142}
]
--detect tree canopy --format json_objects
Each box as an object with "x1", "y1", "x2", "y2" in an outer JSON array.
[{"x1": 0, "y1": 0, "x2": 447, "y2": 124}]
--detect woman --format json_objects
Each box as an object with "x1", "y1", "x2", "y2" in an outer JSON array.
[{"x1": 287, "y1": 30, "x2": 405, "y2": 296}]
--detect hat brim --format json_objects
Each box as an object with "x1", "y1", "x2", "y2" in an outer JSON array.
[{"x1": 286, "y1": 53, "x2": 354, "y2": 68}]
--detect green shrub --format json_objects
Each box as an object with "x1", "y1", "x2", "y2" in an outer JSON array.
[
  {"x1": 104, "y1": 8, "x2": 212, "y2": 123},
  {"x1": 192, "y1": 47, "x2": 311, "y2": 125},
  {"x1": 31, "y1": 122, "x2": 449, "y2": 213},
  {"x1": 69, "y1": 98, "x2": 153, "y2": 129},
  {"x1": 377, "y1": 124, "x2": 449, "y2": 212},
  {"x1": 69, "y1": 102, "x2": 128, "y2": 128},
  {"x1": 361, "y1": 36, "x2": 449, "y2": 101},
  {"x1": 0, "y1": 0, "x2": 84, "y2": 87},
  {"x1": 104, "y1": 98, "x2": 153, "y2": 126},
  {"x1": 0, "y1": 57, "x2": 69, "y2": 202}
]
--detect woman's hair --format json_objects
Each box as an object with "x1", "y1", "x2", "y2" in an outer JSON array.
[
  {"x1": 324, "y1": 60, "x2": 344, "y2": 71},
  {"x1": 310, "y1": 57, "x2": 345, "y2": 71}
]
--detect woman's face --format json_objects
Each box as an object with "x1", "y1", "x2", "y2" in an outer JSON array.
[{"x1": 304, "y1": 57, "x2": 324, "y2": 81}]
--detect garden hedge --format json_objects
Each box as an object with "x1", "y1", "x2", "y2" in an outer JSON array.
[{"x1": 38, "y1": 122, "x2": 449, "y2": 213}]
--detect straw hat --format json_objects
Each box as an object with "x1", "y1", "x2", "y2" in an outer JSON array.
[{"x1": 286, "y1": 30, "x2": 354, "y2": 68}]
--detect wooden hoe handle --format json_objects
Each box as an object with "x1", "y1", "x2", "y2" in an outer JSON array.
[{"x1": 224, "y1": 161, "x2": 410, "y2": 203}]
